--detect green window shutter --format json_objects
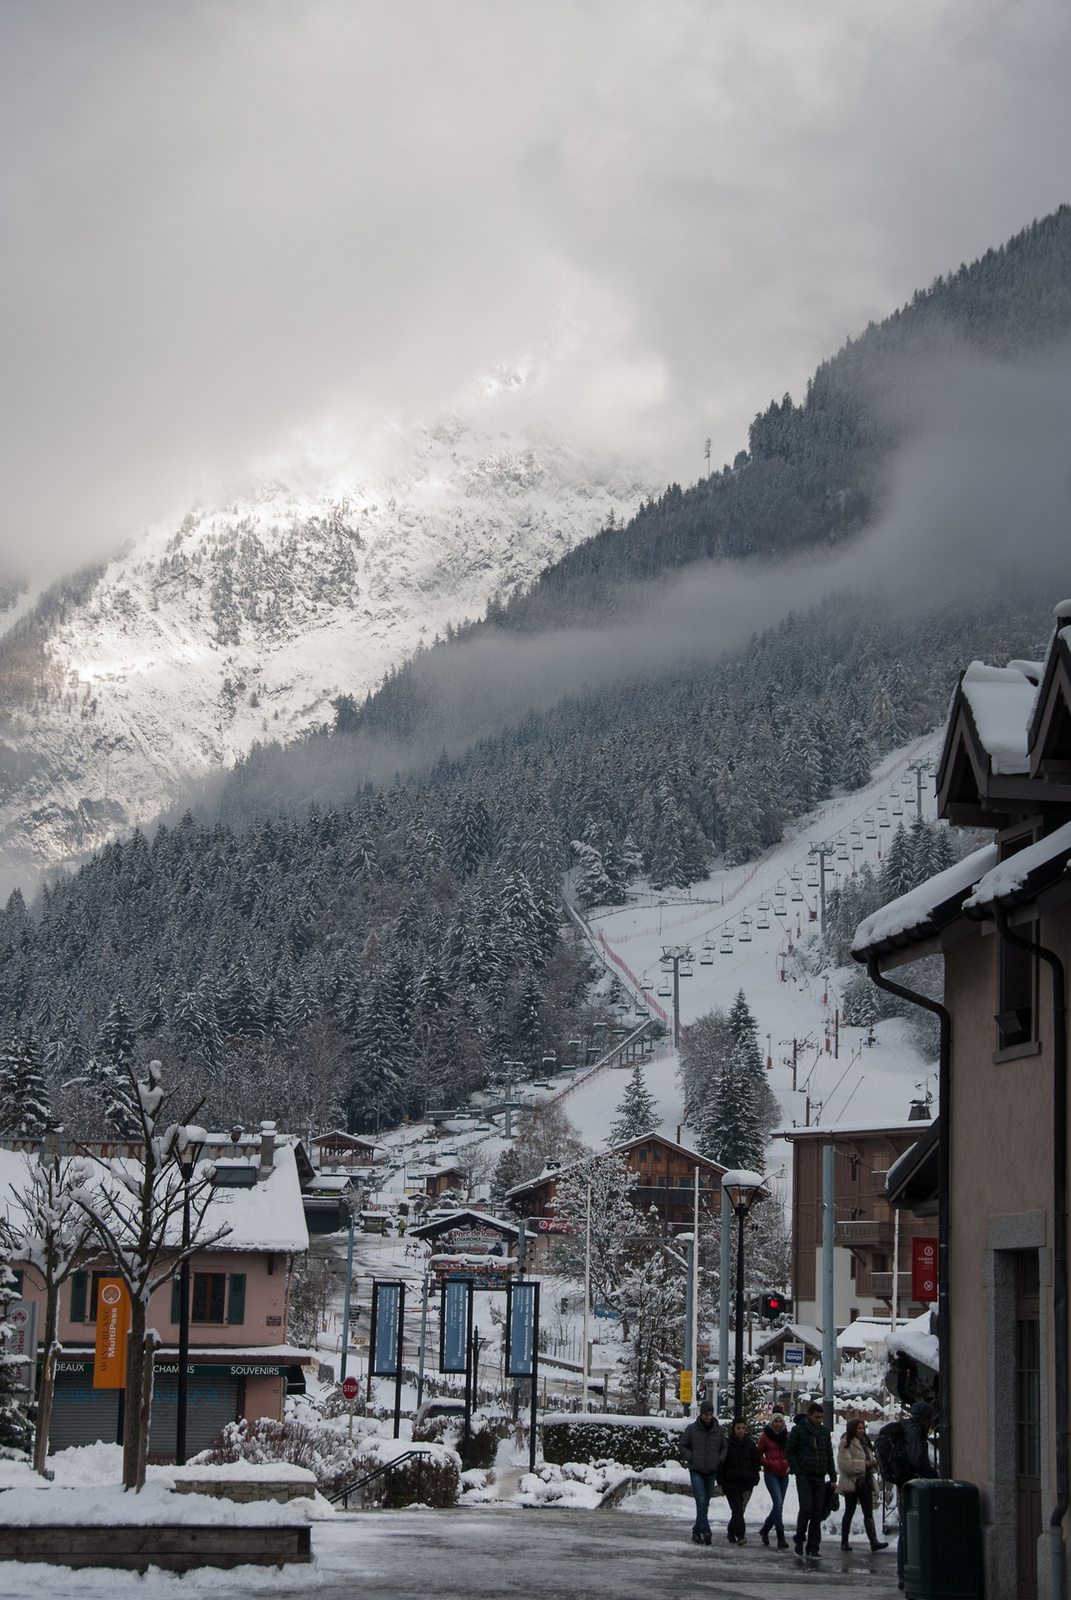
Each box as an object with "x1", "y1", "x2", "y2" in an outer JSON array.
[
  {"x1": 227, "y1": 1273, "x2": 246, "y2": 1325},
  {"x1": 171, "y1": 1274, "x2": 182, "y2": 1324},
  {"x1": 70, "y1": 1270, "x2": 87, "y2": 1323},
  {"x1": 12, "y1": 1269, "x2": 23, "y2": 1296}
]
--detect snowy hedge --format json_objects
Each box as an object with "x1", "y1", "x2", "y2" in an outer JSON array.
[{"x1": 541, "y1": 1416, "x2": 685, "y2": 1470}]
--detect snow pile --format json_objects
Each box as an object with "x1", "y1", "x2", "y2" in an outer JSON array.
[
  {"x1": 852, "y1": 843, "x2": 996, "y2": 952},
  {"x1": 517, "y1": 1459, "x2": 626, "y2": 1509},
  {"x1": 964, "y1": 818, "x2": 1071, "y2": 909},
  {"x1": 886, "y1": 1309, "x2": 939, "y2": 1373},
  {"x1": 959, "y1": 661, "x2": 1037, "y2": 774}
]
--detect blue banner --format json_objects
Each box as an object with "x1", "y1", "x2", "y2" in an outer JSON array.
[
  {"x1": 507, "y1": 1281, "x2": 538, "y2": 1378},
  {"x1": 372, "y1": 1282, "x2": 401, "y2": 1375},
  {"x1": 440, "y1": 1279, "x2": 470, "y2": 1373}
]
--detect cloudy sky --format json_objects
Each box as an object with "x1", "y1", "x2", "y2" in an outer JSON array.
[{"x1": 2, "y1": 0, "x2": 1070, "y2": 582}]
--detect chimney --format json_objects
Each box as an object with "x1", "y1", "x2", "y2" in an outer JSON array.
[{"x1": 259, "y1": 1120, "x2": 277, "y2": 1179}]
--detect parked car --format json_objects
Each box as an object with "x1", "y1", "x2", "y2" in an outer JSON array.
[{"x1": 413, "y1": 1398, "x2": 466, "y2": 1427}]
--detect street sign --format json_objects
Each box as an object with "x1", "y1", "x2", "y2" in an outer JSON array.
[
  {"x1": 911, "y1": 1236, "x2": 938, "y2": 1303},
  {"x1": 341, "y1": 1376, "x2": 360, "y2": 1400},
  {"x1": 4, "y1": 1300, "x2": 38, "y2": 1393},
  {"x1": 783, "y1": 1343, "x2": 806, "y2": 1367}
]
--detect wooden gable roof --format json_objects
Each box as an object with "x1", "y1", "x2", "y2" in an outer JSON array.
[{"x1": 1028, "y1": 628, "x2": 1071, "y2": 783}]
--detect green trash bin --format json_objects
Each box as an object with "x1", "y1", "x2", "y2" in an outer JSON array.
[{"x1": 903, "y1": 1480, "x2": 983, "y2": 1600}]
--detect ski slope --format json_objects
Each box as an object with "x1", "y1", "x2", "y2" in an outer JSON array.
[{"x1": 562, "y1": 731, "x2": 946, "y2": 1170}]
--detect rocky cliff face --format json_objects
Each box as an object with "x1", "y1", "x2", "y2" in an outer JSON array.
[{"x1": 0, "y1": 410, "x2": 649, "y2": 885}]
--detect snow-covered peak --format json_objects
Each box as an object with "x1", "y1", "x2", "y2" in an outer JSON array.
[{"x1": 0, "y1": 406, "x2": 652, "y2": 883}]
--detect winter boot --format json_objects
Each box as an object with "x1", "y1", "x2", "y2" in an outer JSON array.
[
  {"x1": 777, "y1": 1535, "x2": 790, "y2": 1550},
  {"x1": 760, "y1": 1526, "x2": 770, "y2": 1546},
  {"x1": 692, "y1": 1530, "x2": 703, "y2": 1545}
]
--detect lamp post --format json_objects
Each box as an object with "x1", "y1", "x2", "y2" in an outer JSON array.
[
  {"x1": 175, "y1": 1129, "x2": 206, "y2": 1467},
  {"x1": 721, "y1": 1169, "x2": 765, "y2": 1420}
]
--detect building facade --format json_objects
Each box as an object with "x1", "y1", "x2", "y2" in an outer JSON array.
[
  {"x1": 853, "y1": 605, "x2": 1071, "y2": 1600},
  {"x1": 780, "y1": 1121, "x2": 938, "y2": 1329},
  {"x1": 2, "y1": 1128, "x2": 309, "y2": 1459}
]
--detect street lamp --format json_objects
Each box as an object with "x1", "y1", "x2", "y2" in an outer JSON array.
[
  {"x1": 721, "y1": 1169, "x2": 766, "y2": 1420},
  {"x1": 175, "y1": 1127, "x2": 206, "y2": 1467}
]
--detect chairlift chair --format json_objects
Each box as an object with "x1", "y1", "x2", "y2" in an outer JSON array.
[
  {"x1": 719, "y1": 936, "x2": 733, "y2": 955},
  {"x1": 791, "y1": 888, "x2": 804, "y2": 902},
  {"x1": 757, "y1": 912, "x2": 770, "y2": 930},
  {"x1": 700, "y1": 950, "x2": 714, "y2": 965},
  {"x1": 738, "y1": 926, "x2": 752, "y2": 943}
]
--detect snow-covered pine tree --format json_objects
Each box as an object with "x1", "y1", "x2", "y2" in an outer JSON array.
[
  {"x1": 608, "y1": 1061, "x2": 661, "y2": 1144},
  {"x1": 0, "y1": 1240, "x2": 32, "y2": 1453},
  {"x1": 0, "y1": 1026, "x2": 51, "y2": 1137}
]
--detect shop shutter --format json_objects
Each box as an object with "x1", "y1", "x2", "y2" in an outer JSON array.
[
  {"x1": 49, "y1": 1370, "x2": 119, "y2": 1452},
  {"x1": 227, "y1": 1274, "x2": 246, "y2": 1325},
  {"x1": 148, "y1": 1373, "x2": 240, "y2": 1459}
]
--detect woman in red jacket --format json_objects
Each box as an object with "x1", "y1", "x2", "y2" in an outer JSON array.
[{"x1": 758, "y1": 1407, "x2": 790, "y2": 1549}]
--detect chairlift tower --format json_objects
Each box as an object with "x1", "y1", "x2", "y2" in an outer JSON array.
[
  {"x1": 807, "y1": 840, "x2": 838, "y2": 937},
  {"x1": 660, "y1": 945, "x2": 694, "y2": 1048},
  {"x1": 905, "y1": 758, "x2": 934, "y2": 819}
]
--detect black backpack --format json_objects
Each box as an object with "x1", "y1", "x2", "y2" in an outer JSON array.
[{"x1": 875, "y1": 1421, "x2": 912, "y2": 1486}]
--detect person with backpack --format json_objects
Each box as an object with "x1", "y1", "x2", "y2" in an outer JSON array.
[
  {"x1": 837, "y1": 1416, "x2": 889, "y2": 1551},
  {"x1": 680, "y1": 1400, "x2": 728, "y2": 1545},
  {"x1": 876, "y1": 1401, "x2": 938, "y2": 1589},
  {"x1": 719, "y1": 1417, "x2": 761, "y2": 1545},
  {"x1": 757, "y1": 1406, "x2": 791, "y2": 1548},
  {"x1": 786, "y1": 1401, "x2": 836, "y2": 1556}
]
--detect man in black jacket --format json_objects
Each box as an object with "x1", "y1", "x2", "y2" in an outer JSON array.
[
  {"x1": 786, "y1": 1402, "x2": 836, "y2": 1556},
  {"x1": 680, "y1": 1401, "x2": 727, "y2": 1545}
]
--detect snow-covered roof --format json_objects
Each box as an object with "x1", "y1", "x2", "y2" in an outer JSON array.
[
  {"x1": 409, "y1": 1208, "x2": 521, "y2": 1241},
  {"x1": 755, "y1": 1322, "x2": 823, "y2": 1354},
  {"x1": 838, "y1": 1317, "x2": 891, "y2": 1351},
  {"x1": 886, "y1": 1309, "x2": 939, "y2": 1373},
  {"x1": 775, "y1": 1118, "x2": 931, "y2": 1140},
  {"x1": 960, "y1": 661, "x2": 1037, "y2": 774},
  {"x1": 963, "y1": 819, "x2": 1071, "y2": 911},
  {"x1": 0, "y1": 1143, "x2": 309, "y2": 1256},
  {"x1": 851, "y1": 843, "x2": 997, "y2": 954}
]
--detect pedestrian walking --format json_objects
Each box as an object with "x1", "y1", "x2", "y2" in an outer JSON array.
[
  {"x1": 758, "y1": 1406, "x2": 791, "y2": 1548},
  {"x1": 680, "y1": 1400, "x2": 727, "y2": 1546},
  {"x1": 786, "y1": 1401, "x2": 836, "y2": 1557},
  {"x1": 719, "y1": 1418, "x2": 761, "y2": 1545},
  {"x1": 838, "y1": 1417, "x2": 889, "y2": 1552}
]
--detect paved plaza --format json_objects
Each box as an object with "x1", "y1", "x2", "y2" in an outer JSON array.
[{"x1": 0, "y1": 1505, "x2": 903, "y2": 1599}]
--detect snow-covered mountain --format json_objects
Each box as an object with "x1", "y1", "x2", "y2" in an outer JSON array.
[{"x1": 0, "y1": 403, "x2": 650, "y2": 883}]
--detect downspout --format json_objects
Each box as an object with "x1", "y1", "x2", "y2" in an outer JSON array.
[
  {"x1": 866, "y1": 954, "x2": 952, "y2": 1478},
  {"x1": 993, "y1": 906, "x2": 1068, "y2": 1600}
]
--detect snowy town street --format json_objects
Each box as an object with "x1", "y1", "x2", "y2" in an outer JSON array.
[{"x1": 0, "y1": 1507, "x2": 901, "y2": 1600}]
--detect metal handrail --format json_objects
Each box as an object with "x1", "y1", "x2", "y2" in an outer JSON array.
[{"x1": 329, "y1": 1448, "x2": 432, "y2": 1510}]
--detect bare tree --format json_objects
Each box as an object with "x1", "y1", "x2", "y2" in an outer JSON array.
[
  {"x1": 6, "y1": 1140, "x2": 97, "y2": 1473},
  {"x1": 75, "y1": 1060, "x2": 229, "y2": 1490}
]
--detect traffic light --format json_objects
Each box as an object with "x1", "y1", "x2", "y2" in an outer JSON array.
[{"x1": 760, "y1": 1291, "x2": 791, "y2": 1319}]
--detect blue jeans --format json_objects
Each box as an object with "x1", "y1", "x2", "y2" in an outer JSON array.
[
  {"x1": 761, "y1": 1472, "x2": 787, "y2": 1536},
  {"x1": 690, "y1": 1470, "x2": 717, "y2": 1536}
]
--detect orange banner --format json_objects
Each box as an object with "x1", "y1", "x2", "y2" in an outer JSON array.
[{"x1": 93, "y1": 1277, "x2": 130, "y2": 1389}]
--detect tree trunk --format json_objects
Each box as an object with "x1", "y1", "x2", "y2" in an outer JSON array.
[
  {"x1": 135, "y1": 1328, "x2": 155, "y2": 1491},
  {"x1": 32, "y1": 1284, "x2": 59, "y2": 1475},
  {"x1": 122, "y1": 1303, "x2": 146, "y2": 1490}
]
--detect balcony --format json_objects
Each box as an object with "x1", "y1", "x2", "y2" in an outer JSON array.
[
  {"x1": 869, "y1": 1271, "x2": 912, "y2": 1291},
  {"x1": 836, "y1": 1220, "x2": 894, "y2": 1246}
]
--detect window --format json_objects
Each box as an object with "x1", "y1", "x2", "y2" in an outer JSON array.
[
  {"x1": 652, "y1": 1148, "x2": 662, "y2": 1162},
  {"x1": 227, "y1": 1274, "x2": 246, "y2": 1325},
  {"x1": 70, "y1": 1270, "x2": 120, "y2": 1322},
  {"x1": 192, "y1": 1273, "x2": 227, "y2": 1323},
  {"x1": 872, "y1": 1253, "x2": 889, "y2": 1273}
]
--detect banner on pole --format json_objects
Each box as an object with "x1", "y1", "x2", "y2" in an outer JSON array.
[
  {"x1": 506, "y1": 1281, "x2": 538, "y2": 1378},
  {"x1": 440, "y1": 1279, "x2": 471, "y2": 1373},
  {"x1": 93, "y1": 1278, "x2": 130, "y2": 1389},
  {"x1": 4, "y1": 1300, "x2": 39, "y2": 1392},
  {"x1": 679, "y1": 1369, "x2": 692, "y2": 1403},
  {"x1": 371, "y1": 1281, "x2": 402, "y2": 1376},
  {"x1": 911, "y1": 1237, "x2": 938, "y2": 1303}
]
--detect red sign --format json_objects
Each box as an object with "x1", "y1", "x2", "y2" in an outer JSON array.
[
  {"x1": 911, "y1": 1237, "x2": 938, "y2": 1303},
  {"x1": 534, "y1": 1218, "x2": 573, "y2": 1233},
  {"x1": 341, "y1": 1376, "x2": 360, "y2": 1400}
]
